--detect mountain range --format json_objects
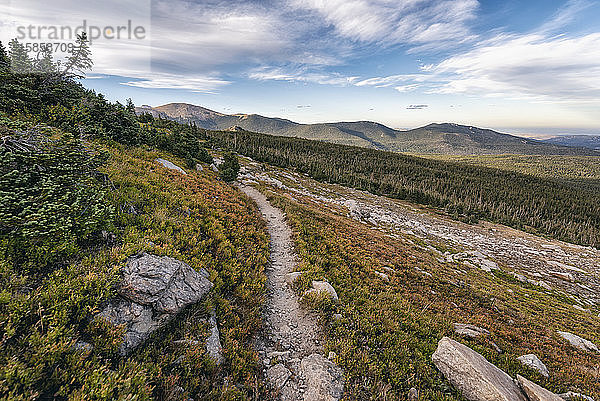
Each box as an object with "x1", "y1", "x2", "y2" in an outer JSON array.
[
  {"x1": 541, "y1": 135, "x2": 600, "y2": 150},
  {"x1": 136, "y1": 103, "x2": 598, "y2": 156}
]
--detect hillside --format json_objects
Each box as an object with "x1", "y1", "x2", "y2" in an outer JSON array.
[
  {"x1": 542, "y1": 135, "x2": 600, "y2": 150},
  {"x1": 137, "y1": 103, "x2": 598, "y2": 155}
]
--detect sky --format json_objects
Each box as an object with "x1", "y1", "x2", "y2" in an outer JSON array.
[{"x1": 1, "y1": 0, "x2": 600, "y2": 135}]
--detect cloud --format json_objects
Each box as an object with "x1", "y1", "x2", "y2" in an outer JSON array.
[
  {"x1": 395, "y1": 84, "x2": 419, "y2": 92},
  {"x1": 290, "y1": 0, "x2": 478, "y2": 47},
  {"x1": 249, "y1": 66, "x2": 359, "y2": 86},
  {"x1": 121, "y1": 73, "x2": 230, "y2": 93},
  {"x1": 430, "y1": 33, "x2": 600, "y2": 102}
]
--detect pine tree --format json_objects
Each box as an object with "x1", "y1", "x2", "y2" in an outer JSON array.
[
  {"x1": 8, "y1": 39, "x2": 32, "y2": 73},
  {"x1": 62, "y1": 33, "x2": 93, "y2": 78},
  {"x1": 0, "y1": 41, "x2": 9, "y2": 71}
]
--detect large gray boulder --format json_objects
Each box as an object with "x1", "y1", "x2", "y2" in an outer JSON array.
[
  {"x1": 97, "y1": 253, "x2": 213, "y2": 354},
  {"x1": 432, "y1": 337, "x2": 526, "y2": 401},
  {"x1": 558, "y1": 331, "x2": 598, "y2": 353},
  {"x1": 301, "y1": 353, "x2": 344, "y2": 401},
  {"x1": 156, "y1": 158, "x2": 187, "y2": 175},
  {"x1": 517, "y1": 375, "x2": 563, "y2": 401}
]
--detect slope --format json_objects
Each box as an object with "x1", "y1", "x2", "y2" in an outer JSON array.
[{"x1": 136, "y1": 103, "x2": 598, "y2": 155}]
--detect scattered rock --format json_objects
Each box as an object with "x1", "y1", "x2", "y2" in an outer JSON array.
[
  {"x1": 558, "y1": 331, "x2": 599, "y2": 352},
  {"x1": 408, "y1": 387, "x2": 419, "y2": 401},
  {"x1": 195, "y1": 164, "x2": 203, "y2": 171},
  {"x1": 550, "y1": 271, "x2": 574, "y2": 282},
  {"x1": 206, "y1": 312, "x2": 223, "y2": 365},
  {"x1": 72, "y1": 341, "x2": 93, "y2": 353},
  {"x1": 454, "y1": 323, "x2": 490, "y2": 338},
  {"x1": 560, "y1": 391, "x2": 596, "y2": 401},
  {"x1": 301, "y1": 354, "x2": 344, "y2": 401},
  {"x1": 517, "y1": 354, "x2": 549, "y2": 377},
  {"x1": 210, "y1": 164, "x2": 219, "y2": 172},
  {"x1": 266, "y1": 364, "x2": 291, "y2": 390},
  {"x1": 96, "y1": 253, "x2": 213, "y2": 354},
  {"x1": 431, "y1": 337, "x2": 526, "y2": 401},
  {"x1": 285, "y1": 271, "x2": 303, "y2": 285},
  {"x1": 155, "y1": 158, "x2": 187, "y2": 175},
  {"x1": 333, "y1": 313, "x2": 343, "y2": 321},
  {"x1": 306, "y1": 281, "x2": 339, "y2": 301},
  {"x1": 328, "y1": 351, "x2": 337, "y2": 361},
  {"x1": 374, "y1": 271, "x2": 389, "y2": 281},
  {"x1": 517, "y1": 375, "x2": 563, "y2": 401}
]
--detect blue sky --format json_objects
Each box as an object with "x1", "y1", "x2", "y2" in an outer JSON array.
[{"x1": 2, "y1": 0, "x2": 600, "y2": 135}]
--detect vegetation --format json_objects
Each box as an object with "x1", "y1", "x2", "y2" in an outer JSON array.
[
  {"x1": 208, "y1": 129, "x2": 600, "y2": 248},
  {"x1": 0, "y1": 38, "x2": 268, "y2": 399},
  {"x1": 261, "y1": 184, "x2": 600, "y2": 399}
]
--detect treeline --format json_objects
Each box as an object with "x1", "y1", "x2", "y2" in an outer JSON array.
[{"x1": 208, "y1": 129, "x2": 600, "y2": 248}]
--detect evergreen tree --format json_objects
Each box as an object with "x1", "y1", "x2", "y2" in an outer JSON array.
[
  {"x1": 8, "y1": 38, "x2": 32, "y2": 73},
  {"x1": 0, "y1": 41, "x2": 9, "y2": 71},
  {"x1": 126, "y1": 98, "x2": 136, "y2": 114},
  {"x1": 63, "y1": 33, "x2": 93, "y2": 78},
  {"x1": 34, "y1": 46, "x2": 57, "y2": 74}
]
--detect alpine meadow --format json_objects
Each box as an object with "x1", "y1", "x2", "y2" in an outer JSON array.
[{"x1": 1, "y1": 1, "x2": 600, "y2": 401}]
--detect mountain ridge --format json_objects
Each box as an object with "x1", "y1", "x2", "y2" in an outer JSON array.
[{"x1": 136, "y1": 103, "x2": 598, "y2": 156}]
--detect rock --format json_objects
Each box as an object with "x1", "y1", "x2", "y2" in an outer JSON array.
[
  {"x1": 517, "y1": 354, "x2": 549, "y2": 377},
  {"x1": 558, "y1": 331, "x2": 599, "y2": 352},
  {"x1": 408, "y1": 387, "x2": 419, "y2": 401},
  {"x1": 454, "y1": 323, "x2": 490, "y2": 338},
  {"x1": 374, "y1": 271, "x2": 390, "y2": 281},
  {"x1": 73, "y1": 341, "x2": 93, "y2": 353},
  {"x1": 118, "y1": 253, "x2": 212, "y2": 315},
  {"x1": 431, "y1": 337, "x2": 526, "y2": 401},
  {"x1": 549, "y1": 271, "x2": 574, "y2": 282},
  {"x1": 306, "y1": 281, "x2": 339, "y2": 301},
  {"x1": 328, "y1": 351, "x2": 337, "y2": 361},
  {"x1": 155, "y1": 158, "x2": 187, "y2": 175},
  {"x1": 210, "y1": 164, "x2": 219, "y2": 172},
  {"x1": 560, "y1": 391, "x2": 596, "y2": 401},
  {"x1": 96, "y1": 253, "x2": 213, "y2": 354},
  {"x1": 285, "y1": 271, "x2": 303, "y2": 285},
  {"x1": 206, "y1": 312, "x2": 223, "y2": 365},
  {"x1": 195, "y1": 164, "x2": 203, "y2": 171},
  {"x1": 266, "y1": 363, "x2": 291, "y2": 390},
  {"x1": 333, "y1": 313, "x2": 342, "y2": 321},
  {"x1": 517, "y1": 375, "x2": 563, "y2": 401},
  {"x1": 301, "y1": 354, "x2": 344, "y2": 401}
]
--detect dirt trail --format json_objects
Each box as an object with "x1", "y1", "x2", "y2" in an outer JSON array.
[{"x1": 238, "y1": 184, "x2": 343, "y2": 401}]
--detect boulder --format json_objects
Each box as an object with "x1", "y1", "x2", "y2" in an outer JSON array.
[
  {"x1": 517, "y1": 375, "x2": 563, "y2": 401},
  {"x1": 408, "y1": 387, "x2": 419, "y2": 401},
  {"x1": 306, "y1": 281, "x2": 339, "y2": 301},
  {"x1": 266, "y1": 363, "x2": 292, "y2": 390},
  {"x1": 301, "y1": 354, "x2": 344, "y2": 401},
  {"x1": 558, "y1": 331, "x2": 598, "y2": 352},
  {"x1": 96, "y1": 253, "x2": 213, "y2": 354},
  {"x1": 155, "y1": 158, "x2": 187, "y2": 175},
  {"x1": 374, "y1": 271, "x2": 390, "y2": 281},
  {"x1": 517, "y1": 354, "x2": 549, "y2": 377},
  {"x1": 454, "y1": 323, "x2": 490, "y2": 338},
  {"x1": 431, "y1": 337, "x2": 526, "y2": 401}
]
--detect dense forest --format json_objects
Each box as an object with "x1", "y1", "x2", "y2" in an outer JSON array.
[{"x1": 207, "y1": 129, "x2": 600, "y2": 248}]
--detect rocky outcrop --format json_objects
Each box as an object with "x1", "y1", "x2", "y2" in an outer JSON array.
[
  {"x1": 206, "y1": 312, "x2": 223, "y2": 364},
  {"x1": 305, "y1": 281, "x2": 339, "y2": 301},
  {"x1": 560, "y1": 392, "x2": 596, "y2": 401},
  {"x1": 432, "y1": 337, "x2": 526, "y2": 401},
  {"x1": 517, "y1": 375, "x2": 563, "y2": 401},
  {"x1": 155, "y1": 158, "x2": 187, "y2": 175},
  {"x1": 454, "y1": 323, "x2": 490, "y2": 338},
  {"x1": 96, "y1": 253, "x2": 213, "y2": 354},
  {"x1": 301, "y1": 354, "x2": 344, "y2": 401},
  {"x1": 517, "y1": 354, "x2": 549, "y2": 377},
  {"x1": 558, "y1": 331, "x2": 599, "y2": 352}
]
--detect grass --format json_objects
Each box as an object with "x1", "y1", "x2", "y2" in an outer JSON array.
[{"x1": 260, "y1": 185, "x2": 600, "y2": 400}]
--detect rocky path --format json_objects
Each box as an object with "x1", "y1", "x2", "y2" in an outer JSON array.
[{"x1": 237, "y1": 184, "x2": 344, "y2": 401}]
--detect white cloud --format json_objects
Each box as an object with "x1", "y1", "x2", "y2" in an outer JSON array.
[
  {"x1": 121, "y1": 73, "x2": 230, "y2": 93},
  {"x1": 249, "y1": 67, "x2": 359, "y2": 86},
  {"x1": 430, "y1": 33, "x2": 600, "y2": 102},
  {"x1": 395, "y1": 84, "x2": 419, "y2": 92},
  {"x1": 290, "y1": 0, "x2": 478, "y2": 46}
]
